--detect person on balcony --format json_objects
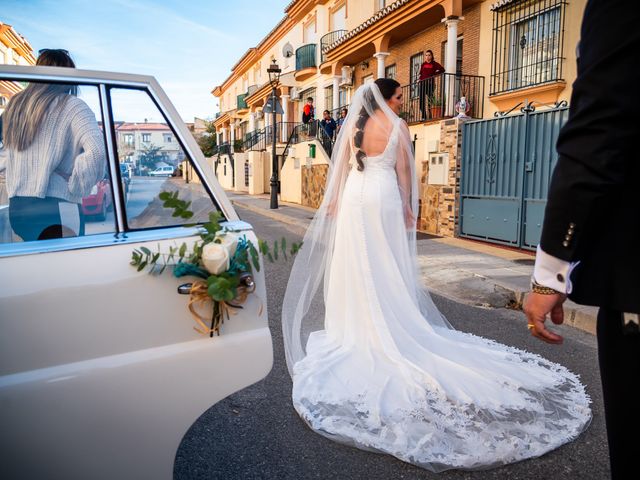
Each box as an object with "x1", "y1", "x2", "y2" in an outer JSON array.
[
  {"x1": 418, "y1": 50, "x2": 444, "y2": 121},
  {"x1": 320, "y1": 110, "x2": 337, "y2": 156},
  {"x1": 302, "y1": 97, "x2": 316, "y2": 137},
  {"x1": 336, "y1": 107, "x2": 348, "y2": 133}
]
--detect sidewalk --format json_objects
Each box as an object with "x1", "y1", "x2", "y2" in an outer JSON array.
[{"x1": 228, "y1": 191, "x2": 597, "y2": 335}]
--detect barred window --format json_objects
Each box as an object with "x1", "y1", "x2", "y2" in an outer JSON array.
[
  {"x1": 324, "y1": 85, "x2": 334, "y2": 112},
  {"x1": 409, "y1": 52, "x2": 424, "y2": 98},
  {"x1": 490, "y1": 0, "x2": 566, "y2": 95},
  {"x1": 338, "y1": 86, "x2": 348, "y2": 108},
  {"x1": 385, "y1": 63, "x2": 397, "y2": 80}
]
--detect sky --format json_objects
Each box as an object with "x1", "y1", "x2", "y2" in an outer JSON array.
[{"x1": 2, "y1": 0, "x2": 290, "y2": 122}]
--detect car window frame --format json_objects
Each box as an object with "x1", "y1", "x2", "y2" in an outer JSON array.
[{"x1": 0, "y1": 66, "x2": 235, "y2": 258}]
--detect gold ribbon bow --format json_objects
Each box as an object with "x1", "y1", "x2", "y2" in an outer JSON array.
[{"x1": 187, "y1": 277, "x2": 260, "y2": 337}]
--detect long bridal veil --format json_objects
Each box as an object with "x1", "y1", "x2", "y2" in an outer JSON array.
[
  {"x1": 280, "y1": 82, "x2": 590, "y2": 472},
  {"x1": 281, "y1": 83, "x2": 450, "y2": 375}
]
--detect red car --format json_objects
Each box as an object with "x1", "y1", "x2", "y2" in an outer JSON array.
[{"x1": 81, "y1": 178, "x2": 112, "y2": 221}]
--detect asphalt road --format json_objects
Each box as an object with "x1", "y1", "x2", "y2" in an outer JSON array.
[{"x1": 175, "y1": 207, "x2": 610, "y2": 480}]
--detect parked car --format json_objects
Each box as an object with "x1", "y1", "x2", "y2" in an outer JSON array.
[
  {"x1": 81, "y1": 178, "x2": 112, "y2": 221},
  {"x1": 0, "y1": 64, "x2": 271, "y2": 480},
  {"x1": 149, "y1": 165, "x2": 175, "y2": 177}
]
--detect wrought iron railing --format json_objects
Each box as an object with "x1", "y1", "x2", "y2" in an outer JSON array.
[
  {"x1": 296, "y1": 44, "x2": 317, "y2": 70},
  {"x1": 281, "y1": 119, "x2": 338, "y2": 163},
  {"x1": 237, "y1": 93, "x2": 248, "y2": 110},
  {"x1": 320, "y1": 30, "x2": 347, "y2": 63},
  {"x1": 490, "y1": 0, "x2": 567, "y2": 95},
  {"x1": 400, "y1": 73, "x2": 485, "y2": 124},
  {"x1": 244, "y1": 128, "x2": 266, "y2": 151}
]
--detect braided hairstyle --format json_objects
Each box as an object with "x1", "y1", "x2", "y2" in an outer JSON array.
[{"x1": 353, "y1": 78, "x2": 401, "y2": 171}]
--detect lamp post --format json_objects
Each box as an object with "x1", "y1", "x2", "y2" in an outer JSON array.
[{"x1": 267, "y1": 59, "x2": 281, "y2": 209}]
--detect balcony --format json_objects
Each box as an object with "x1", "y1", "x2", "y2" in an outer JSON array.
[
  {"x1": 400, "y1": 73, "x2": 485, "y2": 124},
  {"x1": 295, "y1": 44, "x2": 317, "y2": 81},
  {"x1": 237, "y1": 93, "x2": 248, "y2": 112},
  {"x1": 320, "y1": 30, "x2": 347, "y2": 64}
]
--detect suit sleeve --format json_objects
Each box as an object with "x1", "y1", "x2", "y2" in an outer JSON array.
[{"x1": 540, "y1": 0, "x2": 638, "y2": 261}]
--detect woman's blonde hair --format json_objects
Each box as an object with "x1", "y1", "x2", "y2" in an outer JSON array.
[{"x1": 2, "y1": 49, "x2": 77, "y2": 151}]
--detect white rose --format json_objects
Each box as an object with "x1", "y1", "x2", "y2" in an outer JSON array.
[
  {"x1": 201, "y1": 242, "x2": 230, "y2": 275},
  {"x1": 214, "y1": 231, "x2": 241, "y2": 257}
]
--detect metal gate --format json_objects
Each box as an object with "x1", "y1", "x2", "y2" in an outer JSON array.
[{"x1": 460, "y1": 104, "x2": 568, "y2": 250}]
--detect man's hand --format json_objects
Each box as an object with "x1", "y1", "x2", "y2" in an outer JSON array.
[{"x1": 523, "y1": 292, "x2": 567, "y2": 344}]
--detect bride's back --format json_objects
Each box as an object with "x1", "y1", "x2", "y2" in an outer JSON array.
[{"x1": 359, "y1": 110, "x2": 394, "y2": 158}]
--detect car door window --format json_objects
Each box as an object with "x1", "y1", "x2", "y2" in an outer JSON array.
[
  {"x1": 109, "y1": 88, "x2": 217, "y2": 230},
  {"x1": 0, "y1": 80, "x2": 114, "y2": 244}
]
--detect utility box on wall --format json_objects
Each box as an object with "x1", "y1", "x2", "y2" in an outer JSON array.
[{"x1": 428, "y1": 153, "x2": 449, "y2": 185}]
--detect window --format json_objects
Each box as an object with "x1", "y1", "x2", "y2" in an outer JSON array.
[
  {"x1": 330, "y1": 3, "x2": 346, "y2": 31},
  {"x1": 303, "y1": 17, "x2": 317, "y2": 43},
  {"x1": 410, "y1": 52, "x2": 424, "y2": 98},
  {"x1": 376, "y1": 0, "x2": 389, "y2": 11},
  {"x1": 490, "y1": 0, "x2": 566, "y2": 94},
  {"x1": 109, "y1": 88, "x2": 216, "y2": 230},
  {"x1": 324, "y1": 86, "x2": 334, "y2": 112},
  {"x1": 0, "y1": 81, "x2": 114, "y2": 243},
  {"x1": 338, "y1": 87, "x2": 348, "y2": 109},
  {"x1": 163, "y1": 133, "x2": 172, "y2": 143},
  {"x1": 142, "y1": 133, "x2": 151, "y2": 143},
  {"x1": 385, "y1": 63, "x2": 397, "y2": 80},
  {"x1": 124, "y1": 133, "x2": 134, "y2": 146},
  {"x1": 362, "y1": 74, "x2": 374, "y2": 85}
]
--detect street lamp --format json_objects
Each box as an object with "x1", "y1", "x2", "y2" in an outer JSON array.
[{"x1": 267, "y1": 59, "x2": 281, "y2": 209}]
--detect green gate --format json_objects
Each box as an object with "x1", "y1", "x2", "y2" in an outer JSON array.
[{"x1": 460, "y1": 104, "x2": 569, "y2": 250}]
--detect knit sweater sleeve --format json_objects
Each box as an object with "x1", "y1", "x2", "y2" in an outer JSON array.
[{"x1": 66, "y1": 98, "x2": 106, "y2": 197}]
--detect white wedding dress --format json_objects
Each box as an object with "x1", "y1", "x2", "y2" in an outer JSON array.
[{"x1": 282, "y1": 84, "x2": 591, "y2": 472}]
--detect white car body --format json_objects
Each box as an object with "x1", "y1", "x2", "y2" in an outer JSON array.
[
  {"x1": 0, "y1": 65, "x2": 272, "y2": 480},
  {"x1": 149, "y1": 165, "x2": 175, "y2": 177}
]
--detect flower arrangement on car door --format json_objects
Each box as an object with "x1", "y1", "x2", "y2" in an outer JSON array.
[{"x1": 130, "y1": 191, "x2": 301, "y2": 337}]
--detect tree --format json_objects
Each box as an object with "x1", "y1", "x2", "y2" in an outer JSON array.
[
  {"x1": 197, "y1": 120, "x2": 218, "y2": 157},
  {"x1": 138, "y1": 143, "x2": 163, "y2": 170}
]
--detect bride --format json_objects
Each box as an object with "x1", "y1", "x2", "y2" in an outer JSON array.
[{"x1": 281, "y1": 79, "x2": 591, "y2": 471}]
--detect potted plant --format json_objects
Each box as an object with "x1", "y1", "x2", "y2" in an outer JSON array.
[{"x1": 429, "y1": 94, "x2": 443, "y2": 119}]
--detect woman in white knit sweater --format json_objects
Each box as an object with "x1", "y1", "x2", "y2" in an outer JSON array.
[{"x1": 0, "y1": 49, "x2": 105, "y2": 241}]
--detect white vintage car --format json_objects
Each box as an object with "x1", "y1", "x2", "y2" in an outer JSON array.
[{"x1": 0, "y1": 65, "x2": 272, "y2": 479}]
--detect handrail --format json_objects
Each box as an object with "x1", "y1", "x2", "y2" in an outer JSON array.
[
  {"x1": 320, "y1": 30, "x2": 347, "y2": 63},
  {"x1": 399, "y1": 72, "x2": 485, "y2": 124}
]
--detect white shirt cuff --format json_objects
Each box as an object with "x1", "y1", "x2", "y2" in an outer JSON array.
[{"x1": 533, "y1": 245, "x2": 578, "y2": 294}]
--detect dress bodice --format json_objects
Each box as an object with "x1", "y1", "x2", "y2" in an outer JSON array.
[{"x1": 360, "y1": 118, "x2": 401, "y2": 171}]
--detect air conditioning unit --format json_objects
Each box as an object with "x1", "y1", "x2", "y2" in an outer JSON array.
[
  {"x1": 255, "y1": 110, "x2": 264, "y2": 120},
  {"x1": 339, "y1": 66, "x2": 353, "y2": 87},
  {"x1": 290, "y1": 87, "x2": 300, "y2": 100}
]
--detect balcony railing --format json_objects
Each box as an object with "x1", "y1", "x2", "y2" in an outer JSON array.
[
  {"x1": 320, "y1": 30, "x2": 347, "y2": 63},
  {"x1": 296, "y1": 44, "x2": 317, "y2": 71},
  {"x1": 400, "y1": 73, "x2": 485, "y2": 124},
  {"x1": 237, "y1": 93, "x2": 248, "y2": 110}
]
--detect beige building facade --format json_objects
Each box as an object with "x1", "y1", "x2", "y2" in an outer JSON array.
[
  {"x1": 212, "y1": 0, "x2": 586, "y2": 236},
  {"x1": 0, "y1": 22, "x2": 36, "y2": 114}
]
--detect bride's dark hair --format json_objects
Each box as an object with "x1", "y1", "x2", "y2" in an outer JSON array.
[{"x1": 353, "y1": 78, "x2": 401, "y2": 171}]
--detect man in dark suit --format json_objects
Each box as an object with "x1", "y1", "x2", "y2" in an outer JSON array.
[{"x1": 524, "y1": 1, "x2": 639, "y2": 478}]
